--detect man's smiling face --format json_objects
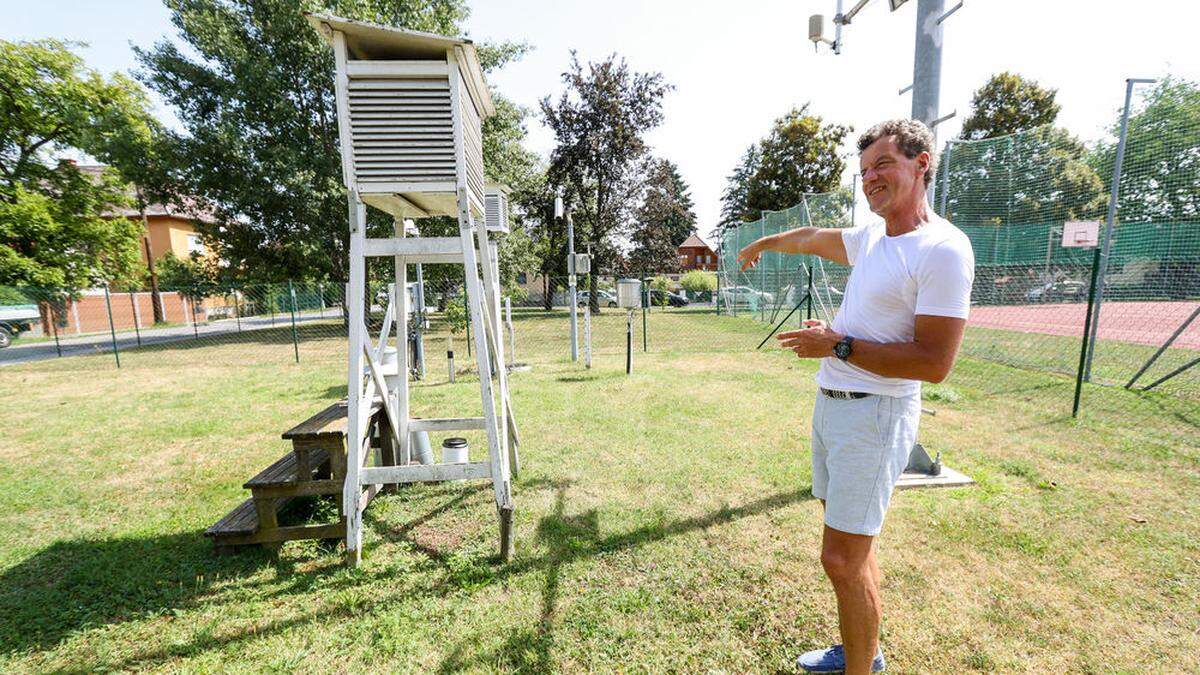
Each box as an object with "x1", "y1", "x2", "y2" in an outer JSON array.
[{"x1": 859, "y1": 135, "x2": 929, "y2": 217}]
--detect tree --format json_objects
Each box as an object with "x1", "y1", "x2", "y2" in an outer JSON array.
[
  {"x1": 135, "y1": 0, "x2": 535, "y2": 285},
  {"x1": 0, "y1": 39, "x2": 154, "y2": 292},
  {"x1": 944, "y1": 126, "x2": 1105, "y2": 227},
  {"x1": 541, "y1": 52, "x2": 671, "y2": 313},
  {"x1": 1089, "y1": 76, "x2": 1200, "y2": 223},
  {"x1": 629, "y1": 157, "x2": 696, "y2": 273},
  {"x1": 719, "y1": 145, "x2": 760, "y2": 232},
  {"x1": 719, "y1": 105, "x2": 850, "y2": 228},
  {"x1": 961, "y1": 72, "x2": 1060, "y2": 141}
]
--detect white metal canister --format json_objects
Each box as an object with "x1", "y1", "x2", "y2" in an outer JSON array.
[{"x1": 441, "y1": 437, "x2": 469, "y2": 464}]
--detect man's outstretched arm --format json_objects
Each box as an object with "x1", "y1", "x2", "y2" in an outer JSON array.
[{"x1": 737, "y1": 227, "x2": 849, "y2": 269}]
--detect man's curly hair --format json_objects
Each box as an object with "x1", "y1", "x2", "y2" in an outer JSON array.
[{"x1": 857, "y1": 119, "x2": 938, "y2": 188}]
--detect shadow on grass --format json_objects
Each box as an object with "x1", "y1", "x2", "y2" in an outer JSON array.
[
  {"x1": 0, "y1": 530, "x2": 312, "y2": 659},
  {"x1": 434, "y1": 485, "x2": 814, "y2": 673}
]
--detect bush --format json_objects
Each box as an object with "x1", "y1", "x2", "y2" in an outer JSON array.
[{"x1": 680, "y1": 270, "x2": 717, "y2": 293}]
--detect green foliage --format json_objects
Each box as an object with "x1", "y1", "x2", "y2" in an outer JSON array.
[
  {"x1": 542, "y1": 52, "x2": 671, "y2": 290},
  {"x1": 720, "y1": 105, "x2": 850, "y2": 230},
  {"x1": 135, "y1": 0, "x2": 537, "y2": 284},
  {"x1": 155, "y1": 252, "x2": 218, "y2": 300},
  {"x1": 630, "y1": 157, "x2": 696, "y2": 272},
  {"x1": 443, "y1": 293, "x2": 468, "y2": 334},
  {"x1": 962, "y1": 72, "x2": 1060, "y2": 141},
  {"x1": 679, "y1": 270, "x2": 716, "y2": 294},
  {"x1": 1089, "y1": 76, "x2": 1200, "y2": 223},
  {"x1": 650, "y1": 275, "x2": 670, "y2": 305},
  {"x1": 944, "y1": 126, "x2": 1106, "y2": 226},
  {"x1": 0, "y1": 39, "x2": 154, "y2": 291}
]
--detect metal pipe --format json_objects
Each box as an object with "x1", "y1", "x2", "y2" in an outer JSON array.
[
  {"x1": 1085, "y1": 78, "x2": 1157, "y2": 381},
  {"x1": 1072, "y1": 247, "x2": 1102, "y2": 417},
  {"x1": 1125, "y1": 304, "x2": 1200, "y2": 388},
  {"x1": 939, "y1": 141, "x2": 953, "y2": 217},
  {"x1": 103, "y1": 285, "x2": 121, "y2": 368},
  {"x1": 567, "y1": 206, "x2": 578, "y2": 361}
]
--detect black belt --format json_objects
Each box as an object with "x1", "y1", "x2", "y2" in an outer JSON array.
[{"x1": 820, "y1": 388, "x2": 871, "y2": 400}]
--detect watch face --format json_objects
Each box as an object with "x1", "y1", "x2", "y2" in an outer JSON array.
[{"x1": 834, "y1": 339, "x2": 851, "y2": 360}]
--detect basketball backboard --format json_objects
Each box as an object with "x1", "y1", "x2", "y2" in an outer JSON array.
[{"x1": 1062, "y1": 221, "x2": 1100, "y2": 248}]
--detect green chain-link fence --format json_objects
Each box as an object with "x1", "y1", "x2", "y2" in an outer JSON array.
[{"x1": 718, "y1": 113, "x2": 1199, "y2": 410}]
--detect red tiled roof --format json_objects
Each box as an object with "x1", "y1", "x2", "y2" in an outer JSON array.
[{"x1": 678, "y1": 233, "x2": 713, "y2": 251}]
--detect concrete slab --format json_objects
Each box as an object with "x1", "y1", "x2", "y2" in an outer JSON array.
[{"x1": 895, "y1": 464, "x2": 974, "y2": 491}]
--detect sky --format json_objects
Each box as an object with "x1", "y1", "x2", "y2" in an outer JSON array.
[{"x1": 5, "y1": 0, "x2": 1200, "y2": 239}]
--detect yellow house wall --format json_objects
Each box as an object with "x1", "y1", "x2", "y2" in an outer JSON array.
[{"x1": 139, "y1": 216, "x2": 201, "y2": 263}]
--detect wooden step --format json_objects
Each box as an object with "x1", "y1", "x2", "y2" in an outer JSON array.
[
  {"x1": 244, "y1": 448, "x2": 331, "y2": 489},
  {"x1": 282, "y1": 397, "x2": 384, "y2": 442},
  {"x1": 205, "y1": 497, "x2": 291, "y2": 538}
]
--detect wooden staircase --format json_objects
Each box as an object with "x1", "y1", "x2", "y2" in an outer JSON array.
[{"x1": 206, "y1": 398, "x2": 387, "y2": 553}]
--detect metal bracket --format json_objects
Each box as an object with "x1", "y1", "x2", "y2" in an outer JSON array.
[
  {"x1": 936, "y1": 1, "x2": 964, "y2": 25},
  {"x1": 930, "y1": 110, "x2": 957, "y2": 128}
]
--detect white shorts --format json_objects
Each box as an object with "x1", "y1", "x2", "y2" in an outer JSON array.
[{"x1": 810, "y1": 389, "x2": 922, "y2": 536}]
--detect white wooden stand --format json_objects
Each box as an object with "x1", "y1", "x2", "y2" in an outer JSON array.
[{"x1": 309, "y1": 12, "x2": 521, "y2": 564}]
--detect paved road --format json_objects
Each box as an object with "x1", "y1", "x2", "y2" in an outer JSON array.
[{"x1": 0, "y1": 310, "x2": 340, "y2": 366}]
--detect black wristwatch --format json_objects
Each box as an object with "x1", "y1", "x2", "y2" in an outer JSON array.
[{"x1": 833, "y1": 336, "x2": 854, "y2": 361}]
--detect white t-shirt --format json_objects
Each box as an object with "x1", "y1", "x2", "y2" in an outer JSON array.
[{"x1": 815, "y1": 215, "x2": 975, "y2": 397}]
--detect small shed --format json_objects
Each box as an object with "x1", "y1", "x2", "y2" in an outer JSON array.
[{"x1": 305, "y1": 12, "x2": 494, "y2": 219}]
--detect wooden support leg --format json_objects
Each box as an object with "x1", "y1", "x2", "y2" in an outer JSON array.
[
  {"x1": 379, "y1": 414, "x2": 398, "y2": 494},
  {"x1": 344, "y1": 194, "x2": 367, "y2": 566},
  {"x1": 253, "y1": 497, "x2": 282, "y2": 555},
  {"x1": 459, "y1": 195, "x2": 514, "y2": 560},
  {"x1": 498, "y1": 505, "x2": 514, "y2": 562}
]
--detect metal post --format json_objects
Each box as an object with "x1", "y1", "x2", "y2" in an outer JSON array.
[
  {"x1": 1125, "y1": 304, "x2": 1200, "y2": 389},
  {"x1": 641, "y1": 269, "x2": 648, "y2": 352},
  {"x1": 850, "y1": 173, "x2": 858, "y2": 225},
  {"x1": 103, "y1": 285, "x2": 121, "y2": 369},
  {"x1": 50, "y1": 300, "x2": 62, "y2": 357},
  {"x1": 625, "y1": 309, "x2": 633, "y2": 375},
  {"x1": 1085, "y1": 77, "x2": 1156, "y2": 381},
  {"x1": 234, "y1": 287, "x2": 242, "y2": 332},
  {"x1": 1072, "y1": 247, "x2": 1102, "y2": 418},
  {"x1": 506, "y1": 296, "x2": 515, "y2": 369},
  {"x1": 939, "y1": 141, "x2": 953, "y2": 217},
  {"x1": 288, "y1": 280, "x2": 300, "y2": 363},
  {"x1": 463, "y1": 272, "x2": 471, "y2": 358},
  {"x1": 191, "y1": 288, "x2": 199, "y2": 339},
  {"x1": 584, "y1": 300, "x2": 592, "y2": 369},
  {"x1": 416, "y1": 263, "x2": 426, "y2": 379},
  {"x1": 567, "y1": 207, "x2": 578, "y2": 361},
  {"x1": 759, "y1": 219, "x2": 766, "y2": 322},
  {"x1": 806, "y1": 266, "x2": 814, "y2": 321},
  {"x1": 129, "y1": 290, "x2": 142, "y2": 347},
  {"x1": 912, "y1": 0, "x2": 945, "y2": 143}
]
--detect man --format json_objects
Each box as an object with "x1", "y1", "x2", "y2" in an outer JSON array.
[{"x1": 737, "y1": 119, "x2": 975, "y2": 674}]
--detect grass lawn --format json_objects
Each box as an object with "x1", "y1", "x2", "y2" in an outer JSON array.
[{"x1": 0, "y1": 311, "x2": 1197, "y2": 672}]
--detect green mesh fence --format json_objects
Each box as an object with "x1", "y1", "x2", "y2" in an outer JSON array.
[{"x1": 719, "y1": 110, "x2": 1200, "y2": 405}]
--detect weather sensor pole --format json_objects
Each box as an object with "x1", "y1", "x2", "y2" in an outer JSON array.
[{"x1": 810, "y1": 0, "x2": 962, "y2": 142}]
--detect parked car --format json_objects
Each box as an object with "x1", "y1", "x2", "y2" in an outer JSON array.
[
  {"x1": 1025, "y1": 280, "x2": 1088, "y2": 303},
  {"x1": 577, "y1": 290, "x2": 618, "y2": 307},
  {"x1": 647, "y1": 289, "x2": 689, "y2": 307},
  {"x1": 0, "y1": 304, "x2": 39, "y2": 348},
  {"x1": 718, "y1": 285, "x2": 774, "y2": 308}
]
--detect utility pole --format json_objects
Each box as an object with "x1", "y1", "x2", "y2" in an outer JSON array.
[{"x1": 911, "y1": 0, "x2": 945, "y2": 136}]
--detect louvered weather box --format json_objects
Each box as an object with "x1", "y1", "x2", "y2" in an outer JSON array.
[
  {"x1": 484, "y1": 183, "x2": 510, "y2": 234},
  {"x1": 306, "y1": 12, "x2": 494, "y2": 219}
]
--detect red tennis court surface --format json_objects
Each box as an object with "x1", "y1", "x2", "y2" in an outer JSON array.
[{"x1": 969, "y1": 301, "x2": 1200, "y2": 350}]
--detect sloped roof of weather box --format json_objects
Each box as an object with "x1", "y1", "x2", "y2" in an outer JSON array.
[{"x1": 305, "y1": 12, "x2": 494, "y2": 118}]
